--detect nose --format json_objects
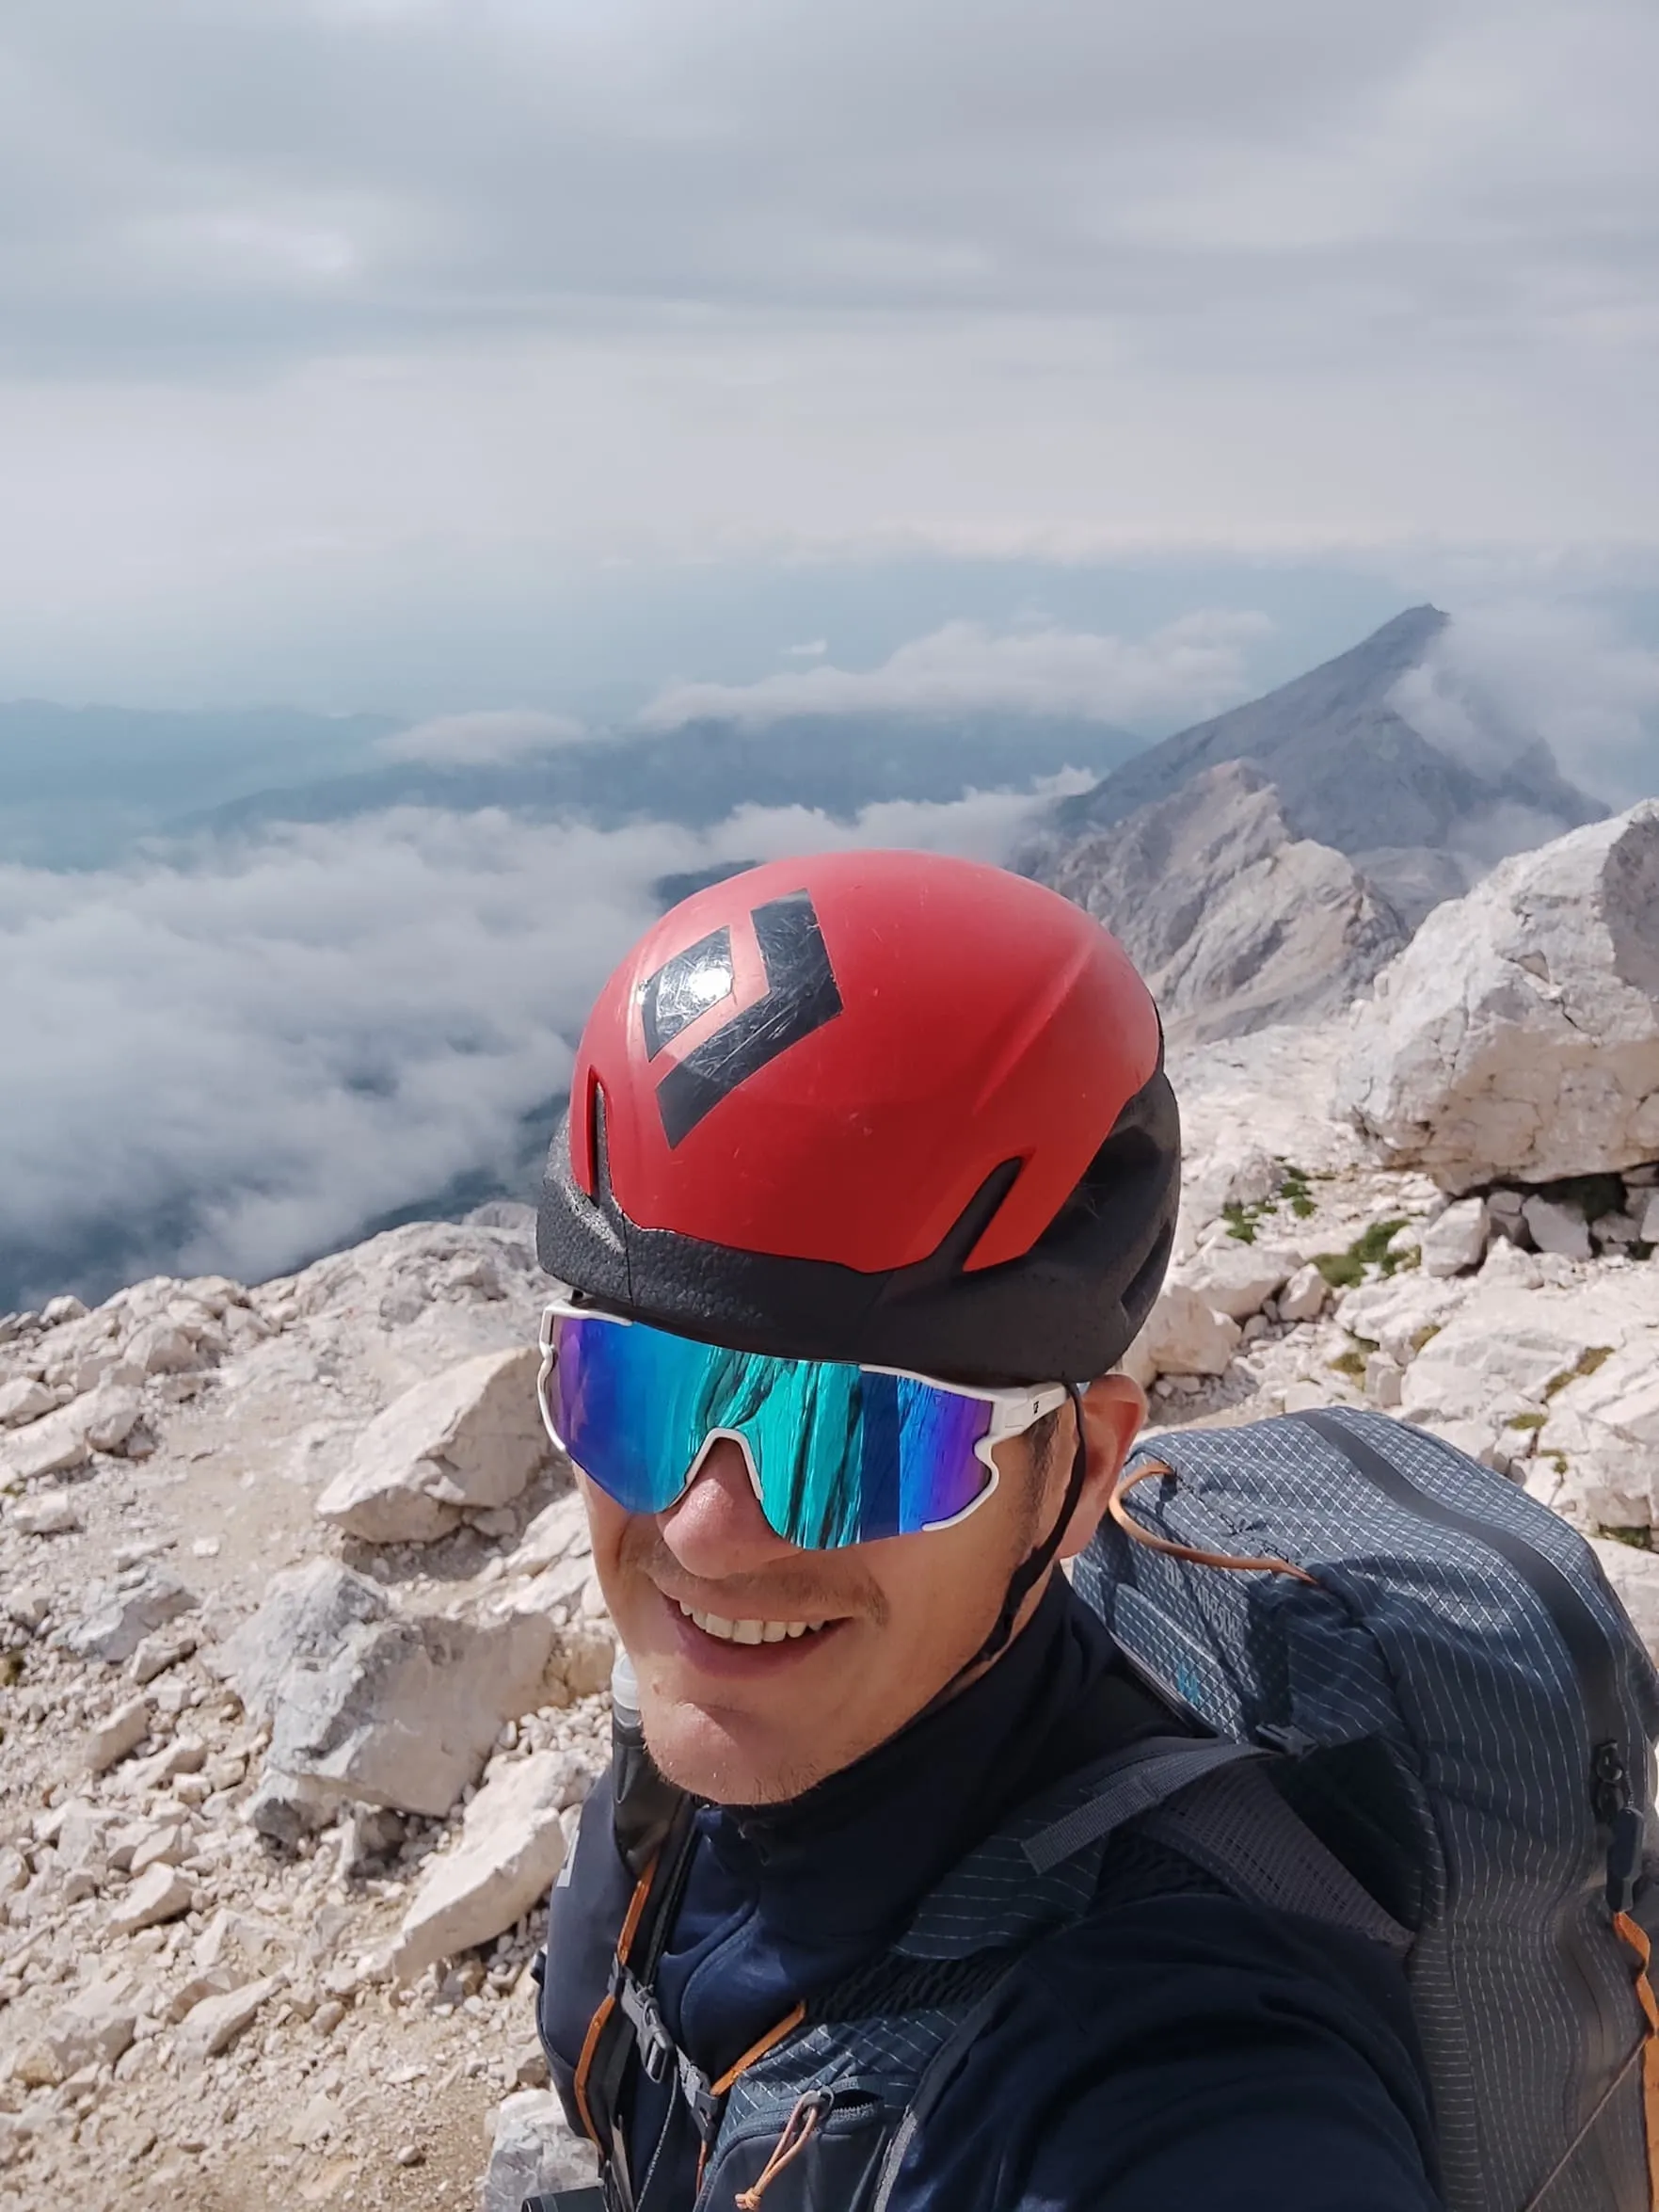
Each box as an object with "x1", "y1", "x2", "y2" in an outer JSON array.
[{"x1": 657, "y1": 1438, "x2": 799, "y2": 1581}]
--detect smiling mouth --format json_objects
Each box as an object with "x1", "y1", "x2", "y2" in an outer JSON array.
[{"x1": 674, "y1": 1599, "x2": 832, "y2": 1645}]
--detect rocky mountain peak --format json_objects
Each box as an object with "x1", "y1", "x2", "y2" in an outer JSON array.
[{"x1": 1046, "y1": 603, "x2": 1603, "y2": 863}]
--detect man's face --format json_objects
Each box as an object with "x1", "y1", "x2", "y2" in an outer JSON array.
[{"x1": 581, "y1": 1375, "x2": 1145, "y2": 1804}]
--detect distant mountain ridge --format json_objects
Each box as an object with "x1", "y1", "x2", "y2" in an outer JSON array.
[{"x1": 188, "y1": 710, "x2": 1142, "y2": 839}]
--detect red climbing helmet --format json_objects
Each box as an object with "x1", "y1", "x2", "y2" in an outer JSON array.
[{"x1": 537, "y1": 850, "x2": 1179, "y2": 1385}]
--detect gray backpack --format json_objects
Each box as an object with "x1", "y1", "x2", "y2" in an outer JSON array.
[{"x1": 1074, "y1": 1406, "x2": 1659, "y2": 2212}]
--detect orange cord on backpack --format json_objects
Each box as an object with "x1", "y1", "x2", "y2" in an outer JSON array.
[
  {"x1": 734, "y1": 2092, "x2": 829, "y2": 2210},
  {"x1": 1613, "y1": 1912, "x2": 1659, "y2": 2208},
  {"x1": 1108, "y1": 1460, "x2": 1318, "y2": 1585}
]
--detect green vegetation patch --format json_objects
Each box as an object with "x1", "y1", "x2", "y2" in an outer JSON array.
[
  {"x1": 1542, "y1": 1346, "x2": 1615, "y2": 1401},
  {"x1": 1600, "y1": 1526, "x2": 1654, "y2": 1552},
  {"x1": 1313, "y1": 1218, "x2": 1411, "y2": 1289},
  {"x1": 1505, "y1": 1410, "x2": 1547, "y2": 1433}
]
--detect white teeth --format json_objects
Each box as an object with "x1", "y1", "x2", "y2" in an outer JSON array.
[{"x1": 677, "y1": 1602, "x2": 830, "y2": 1644}]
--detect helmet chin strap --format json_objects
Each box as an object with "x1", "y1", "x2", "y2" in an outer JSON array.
[{"x1": 964, "y1": 1380, "x2": 1090, "y2": 1676}]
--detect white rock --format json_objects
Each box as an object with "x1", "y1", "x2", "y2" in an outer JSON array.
[
  {"x1": 504, "y1": 1492, "x2": 591, "y2": 1579},
  {"x1": 84, "y1": 1697, "x2": 152, "y2": 1775},
  {"x1": 314, "y1": 1346, "x2": 549, "y2": 1545},
  {"x1": 1181, "y1": 1140, "x2": 1284, "y2": 1235},
  {"x1": 121, "y1": 1734, "x2": 207, "y2": 1793},
  {"x1": 1419, "y1": 1197, "x2": 1490, "y2": 1277},
  {"x1": 1590, "y1": 1539, "x2": 1659, "y2": 1663},
  {"x1": 481, "y1": 2090, "x2": 598, "y2": 2212},
  {"x1": 1121, "y1": 1286, "x2": 1241, "y2": 1386},
  {"x1": 216, "y1": 1558, "x2": 388, "y2": 1721},
  {"x1": 44, "y1": 1977, "x2": 137, "y2": 2073},
  {"x1": 1338, "y1": 804, "x2": 1659, "y2": 1191},
  {"x1": 129, "y1": 1627, "x2": 198, "y2": 1685},
  {"x1": 0, "y1": 1376, "x2": 55, "y2": 1426},
  {"x1": 0, "y1": 1381, "x2": 140, "y2": 1483},
  {"x1": 223, "y1": 1559, "x2": 556, "y2": 1817},
  {"x1": 1277, "y1": 1263, "x2": 1330, "y2": 1323},
  {"x1": 1479, "y1": 1238, "x2": 1544, "y2": 1290},
  {"x1": 1522, "y1": 1196, "x2": 1591, "y2": 1262},
  {"x1": 10, "y1": 1488, "x2": 81, "y2": 1536},
  {"x1": 244, "y1": 1769, "x2": 338, "y2": 1850},
  {"x1": 1338, "y1": 1275, "x2": 1469, "y2": 1369},
  {"x1": 108, "y1": 1863, "x2": 194, "y2": 1934},
  {"x1": 125, "y1": 1322, "x2": 203, "y2": 1377},
  {"x1": 1641, "y1": 1192, "x2": 1659, "y2": 1244},
  {"x1": 127, "y1": 1819, "x2": 193, "y2": 1877},
  {"x1": 173, "y1": 1976, "x2": 278, "y2": 2064},
  {"x1": 41, "y1": 1294, "x2": 88, "y2": 1327},
  {"x1": 0, "y1": 1398, "x2": 94, "y2": 1482},
  {"x1": 1539, "y1": 1343, "x2": 1659, "y2": 1527},
  {"x1": 390, "y1": 1750, "x2": 586, "y2": 1982},
  {"x1": 1172, "y1": 1242, "x2": 1302, "y2": 1322},
  {"x1": 1364, "y1": 1354, "x2": 1404, "y2": 1407},
  {"x1": 68, "y1": 1565, "x2": 199, "y2": 1664}
]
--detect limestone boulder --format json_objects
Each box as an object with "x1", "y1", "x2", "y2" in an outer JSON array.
[
  {"x1": 0, "y1": 1382, "x2": 141, "y2": 1483},
  {"x1": 1523, "y1": 1195, "x2": 1592, "y2": 1261},
  {"x1": 314, "y1": 1346, "x2": 549, "y2": 1544},
  {"x1": 10, "y1": 1489, "x2": 81, "y2": 1537},
  {"x1": 109, "y1": 1862, "x2": 194, "y2": 1934},
  {"x1": 222, "y1": 1559, "x2": 556, "y2": 1818},
  {"x1": 43, "y1": 1978, "x2": 137, "y2": 2074},
  {"x1": 1419, "y1": 1198, "x2": 1490, "y2": 1278},
  {"x1": 1590, "y1": 1539, "x2": 1659, "y2": 1664},
  {"x1": 67, "y1": 1563, "x2": 198, "y2": 1664},
  {"x1": 389, "y1": 1750, "x2": 588, "y2": 1982},
  {"x1": 173, "y1": 1977, "x2": 278, "y2": 2064},
  {"x1": 1337, "y1": 804, "x2": 1659, "y2": 1191},
  {"x1": 1336, "y1": 1274, "x2": 1470, "y2": 1370},
  {"x1": 0, "y1": 1376, "x2": 55, "y2": 1426},
  {"x1": 1120, "y1": 1286, "x2": 1241, "y2": 1387},
  {"x1": 1172, "y1": 1242, "x2": 1302, "y2": 1322},
  {"x1": 1539, "y1": 1343, "x2": 1659, "y2": 1531}
]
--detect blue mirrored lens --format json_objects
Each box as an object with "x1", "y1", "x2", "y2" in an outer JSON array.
[{"x1": 546, "y1": 1314, "x2": 995, "y2": 1548}]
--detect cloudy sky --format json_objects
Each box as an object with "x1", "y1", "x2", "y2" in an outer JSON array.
[
  {"x1": 1, "y1": 0, "x2": 1654, "y2": 711},
  {"x1": 3, "y1": 0, "x2": 1658, "y2": 1305}
]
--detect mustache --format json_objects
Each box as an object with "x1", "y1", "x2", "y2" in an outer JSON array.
[{"x1": 620, "y1": 1517, "x2": 890, "y2": 1628}]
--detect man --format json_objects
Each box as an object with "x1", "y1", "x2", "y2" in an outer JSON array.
[{"x1": 533, "y1": 850, "x2": 1439, "y2": 2211}]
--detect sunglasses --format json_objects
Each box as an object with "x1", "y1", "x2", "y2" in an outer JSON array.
[{"x1": 535, "y1": 1298, "x2": 1067, "y2": 1552}]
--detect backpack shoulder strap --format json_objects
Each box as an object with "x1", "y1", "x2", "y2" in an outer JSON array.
[
  {"x1": 1019, "y1": 1735, "x2": 1263, "y2": 1874},
  {"x1": 1142, "y1": 1755, "x2": 1413, "y2": 1954},
  {"x1": 868, "y1": 1745, "x2": 1412, "y2": 2209}
]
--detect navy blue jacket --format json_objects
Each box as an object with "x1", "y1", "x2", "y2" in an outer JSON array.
[{"x1": 542, "y1": 1583, "x2": 1441, "y2": 2211}]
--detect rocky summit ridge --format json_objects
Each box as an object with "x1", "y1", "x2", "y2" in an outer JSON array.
[
  {"x1": 1027, "y1": 605, "x2": 1609, "y2": 1041},
  {"x1": 1, "y1": 806, "x2": 1658, "y2": 2209}
]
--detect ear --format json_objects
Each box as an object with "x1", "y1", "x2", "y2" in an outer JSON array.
[{"x1": 1053, "y1": 1373, "x2": 1146, "y2": 1563}]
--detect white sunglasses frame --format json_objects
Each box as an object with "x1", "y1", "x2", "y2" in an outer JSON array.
[{"x1": 534, "y1": 1295, "x2": 1070, "y2": 1538}]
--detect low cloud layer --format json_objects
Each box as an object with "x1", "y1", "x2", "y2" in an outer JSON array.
[
  {"x1": 0, "y1": 787, "x2": 1058, "y2": 1308},
  {"x1": 1395, "y1": 605, "x2": 1659, "y2": 806},
  {"x1": 640, "y1": 612, "x2": 1269, "y2": 731}
]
